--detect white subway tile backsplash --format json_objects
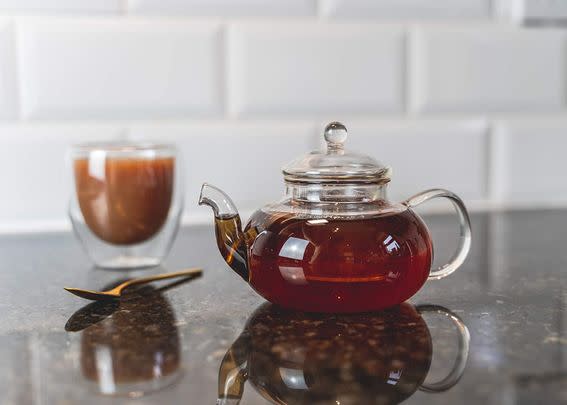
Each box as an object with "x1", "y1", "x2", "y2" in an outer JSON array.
[
  {"x1": 0, "y1": 1, "x2": 121, "y2": 13},
  {"x1": 493, "y1": 120, "x2": 567, "y2": 202},
  {"x1": 321, "y1": 0, "x2": 491, "y2": 20},
  {"x1": 333, "y1": 120, "x2": 488, "y2": 202},
  {"x1": 0, "y1": 4, "x2": 564, "y2": 229},
  {"x1": 127, "y1": 122, "x2": 317, "y2": 216},
  {"x1": 0, "y1": 20, "x2": 17, "y2": 119},
  {"x1": 228, "y1": 23, "x2": 406, "y2": 117},
  {"x1": 0, "y1": 125, "x2": 122, "y2": 226},
  {"x1": 18, "y1": 19, "x2": 222, "y2": 120},
  {"x1": 128, "y1": 0, "x2": 316, "y2": 16},
  {"x1": 411, "y1": 27, "x2": 566, "y2": 113}
]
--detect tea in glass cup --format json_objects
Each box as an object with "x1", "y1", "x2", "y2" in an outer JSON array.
[{"x1": 69, "y1": 143, "x2": 183, "y2": 269}]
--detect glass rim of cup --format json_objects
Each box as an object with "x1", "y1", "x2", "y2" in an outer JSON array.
[{"x1": 71, "y1": 141, "x2": 176, "y2": 158}]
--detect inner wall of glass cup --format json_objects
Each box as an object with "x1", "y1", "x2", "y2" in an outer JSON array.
[
  {"x1": 71, "y1": 143, "x2": 176, "y2": 160},
  {"x1": 285, "y1": 182, "x2": 388, "y2": 203}
]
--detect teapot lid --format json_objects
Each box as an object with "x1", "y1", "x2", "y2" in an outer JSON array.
[{"x1": 283, "y1": 122, "x2": 391, "y2": 184}]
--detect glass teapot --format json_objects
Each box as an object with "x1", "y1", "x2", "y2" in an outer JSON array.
[{"x1": 199, "y1": 122, "x2": 471, "y2": 313}]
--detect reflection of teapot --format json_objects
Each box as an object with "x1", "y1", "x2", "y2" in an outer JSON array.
[
  {"x1": 218, "y1": 303, "x2": 469, "y2": 404},
  {"x1": 199, "y1": 122, "x2": 472, "y2": 312},
  {"x1": 67, "y1": 285, "x2": 181, "y2": 396}
]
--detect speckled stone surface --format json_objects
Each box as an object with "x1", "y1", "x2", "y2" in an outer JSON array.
[{"x1": 0, "y1": 210, "x2": 565, "y2": 404}]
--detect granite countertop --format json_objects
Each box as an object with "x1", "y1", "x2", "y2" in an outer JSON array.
[{"x1": 0, "y1": 210, "x2": 565, "y2": 404}]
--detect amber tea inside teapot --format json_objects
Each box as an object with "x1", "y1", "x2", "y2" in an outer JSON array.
[{"x1": 199, "y1": 122, "x2": 472, "y2": 313}]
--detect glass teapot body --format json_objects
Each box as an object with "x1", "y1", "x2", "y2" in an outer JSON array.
[{"x1": 241, "y1": 183, "x2": 432, "y2": 312}]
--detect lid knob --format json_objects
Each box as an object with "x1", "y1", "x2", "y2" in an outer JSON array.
[
  {"x1": 283, "y1": 120, "x2": 391, "y2": 184},
  {"x1": 324, "y1": 122, "x2": 348, "y2": 151}
]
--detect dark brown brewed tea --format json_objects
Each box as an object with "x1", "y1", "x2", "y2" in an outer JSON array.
[
  {"x1": 216, "y1": 208, "x2": 432, "y2": 312},
  {"x1": 74, "y1": 157, "x2": 174, "y2": 245}
]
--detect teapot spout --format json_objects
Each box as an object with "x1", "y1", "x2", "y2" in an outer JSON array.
[
  {"x1": 199, "y1": 183, "x2": 239, "y2": 219},
  {"x1": 199, "y1": 183, "x2": 249, "y2": 281}
]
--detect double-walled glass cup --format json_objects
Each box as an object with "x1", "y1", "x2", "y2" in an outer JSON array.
[{"x1": 69, "y1": 143, "x2": 183, "y2": 269}]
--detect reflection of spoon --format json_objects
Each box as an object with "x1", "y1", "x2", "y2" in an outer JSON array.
[
  {"x1": 65, "y1": 300, "x2": 120, "y2": 332},
  {"x1": 64, "y1": 268, "x2": 202, "y2": 300},
  {"x1": 65, "y1": 275, "x2": 200, "y2": 332}
]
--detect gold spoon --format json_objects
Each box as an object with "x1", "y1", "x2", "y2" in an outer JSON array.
[{"x1": 64, "y1": 267, "x2": 202, "y2": 301}]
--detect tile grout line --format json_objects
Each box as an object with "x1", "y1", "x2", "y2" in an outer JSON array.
[
  {"x1": 487, "y1": 119, "x2": 507, "y2": 204},
  {"x1": 120, "y1": 0, "x2": 128, "y2": 15},
  {"x1": 405, "y1": 24, "x2": 415, "y2": 117},
  {"x1": 484, "y1": 118, "x2": 492, "y2": 202},
  {"x1": 219, "y1": 21, "x2": 228, "y2": 119},
  {"x1": 2, "y1": 115, "x2": 567, "y2": 127}
]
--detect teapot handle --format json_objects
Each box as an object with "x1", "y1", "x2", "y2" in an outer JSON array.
[
  {"x1": 416, "y1": 304, "x2": 470, "y2": 392},
  {"x1": 403, "y1": 189, "x2": 472, "y2": 280}
]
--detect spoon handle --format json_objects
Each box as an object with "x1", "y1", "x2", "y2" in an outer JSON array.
[{"x1": 118, "y1": 268, "x2": 203, "y2": 291}]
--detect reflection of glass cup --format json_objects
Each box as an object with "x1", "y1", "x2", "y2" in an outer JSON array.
[
  {"x1": 69, "y1": 143, "x2": 183, "y2": 269},
  {"x1": 73, "y1": 285, "x2": 182, "y2": 396}
]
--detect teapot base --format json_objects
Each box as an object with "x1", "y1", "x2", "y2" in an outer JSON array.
[{"x1": 252, "y1": 280, "x2": 426, "y2": 313}]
